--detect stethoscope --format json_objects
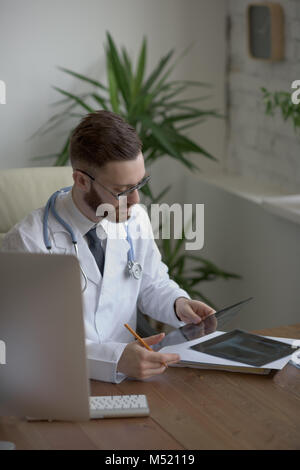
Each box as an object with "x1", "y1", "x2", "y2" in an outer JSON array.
[{"x1": 43, "y1": 187, "x2": 143, "y2": 292}]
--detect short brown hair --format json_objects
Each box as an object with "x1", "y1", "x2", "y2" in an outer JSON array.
[{"x1": 69, "y1": 110, "x2": 142, "y2": 169}]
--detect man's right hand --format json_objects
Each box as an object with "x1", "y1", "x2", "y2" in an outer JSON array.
[{"x1": 116, "y1": 333, "x2": 181, "y2": 380}]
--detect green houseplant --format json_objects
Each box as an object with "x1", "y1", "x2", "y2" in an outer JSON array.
[
  {"x1": 34, "y1": 32, "x2": 240, "y2": 308},
  {"x1": 261, "y1": 87, "x2": 300, "y2": 133}
]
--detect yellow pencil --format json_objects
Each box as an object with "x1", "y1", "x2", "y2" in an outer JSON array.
[{"x1": 124, "y1": 323, "x2": 168, "y2": 368}]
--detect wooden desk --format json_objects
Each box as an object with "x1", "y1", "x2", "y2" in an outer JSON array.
[{"x1": 0, "y1": 323, "x2": 299, "y2": 450}]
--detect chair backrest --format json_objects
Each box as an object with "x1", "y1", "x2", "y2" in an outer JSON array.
[{"x1": 0, "y1": 167, "x2": 73, "y2": 246}]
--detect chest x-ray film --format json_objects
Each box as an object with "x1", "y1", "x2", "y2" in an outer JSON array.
[{"x1": 190, "y1": 329, "x2": 294, "y2": 367}]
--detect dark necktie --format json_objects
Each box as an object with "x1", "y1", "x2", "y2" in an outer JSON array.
[{"x1": 85, "y1": 226, "x2": 106, "y2": 276}]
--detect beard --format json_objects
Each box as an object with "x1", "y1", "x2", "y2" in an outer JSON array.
[
  {"x1": 83, "y1": 184, "x2": 104, "y2": 214},
  {"x1": 83, "y1": 185, "x2": 132, "y2": 223}
]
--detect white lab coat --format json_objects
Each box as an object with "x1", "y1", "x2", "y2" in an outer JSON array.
[{"x1": 1, "y1": 189, "x2": 189, "y2": 383}]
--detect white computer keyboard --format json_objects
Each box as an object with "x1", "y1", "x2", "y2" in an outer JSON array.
[{"x1": 89, "y1": 394, "x2": 150, "y2": 419}]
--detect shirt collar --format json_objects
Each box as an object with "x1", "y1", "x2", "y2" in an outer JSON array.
[
  {"x1": 56, "y1": 188, "x2": 134, "y2": 240},
  {"x1": 60, "y1": 188, "x2": 107, "y2": 237}
]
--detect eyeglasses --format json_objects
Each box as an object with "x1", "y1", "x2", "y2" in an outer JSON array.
[{"x1": 75, "y1": 168, "x2": 151, "y2": 200}]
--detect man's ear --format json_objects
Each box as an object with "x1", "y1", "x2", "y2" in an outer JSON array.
[{"x1": 72, "y1": 170, "x2": 91, "y2": 192}]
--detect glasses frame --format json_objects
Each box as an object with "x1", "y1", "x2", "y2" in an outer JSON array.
[{"x1": 75, "y1": 168, "x2": 151, "y2": 201}]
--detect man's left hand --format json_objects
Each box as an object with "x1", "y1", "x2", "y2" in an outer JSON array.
[{"x1": 174, "y1": 297, "x2": 216, "y2": 324}]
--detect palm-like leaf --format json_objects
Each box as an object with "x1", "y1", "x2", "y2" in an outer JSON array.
[
  {"x1": 41, "y1": 33, "x2": 222, "y2": 170},
  {"x1": 106, "y1": 49, "x2": 120, "y2": 114},
  {"x1": 52, "y1": 87, "x2": 94, "y2": 113},
  {"x1": 132, "y1": 37, "x2": 147, "y2": 102},
  {"x1": 106, "y1": 32, "x2": 131, "y2": 111},
  {"x1": 57, "y1": 66, "x2": 107, "y2": 91}
]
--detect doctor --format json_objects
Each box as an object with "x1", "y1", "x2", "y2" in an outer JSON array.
[{"x1": 1, "y1": 110, "x2": 215, "y2": 383}]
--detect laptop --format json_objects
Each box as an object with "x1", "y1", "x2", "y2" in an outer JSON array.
[
  {"x1": 0, "y1": 252, "x2": 92, "y2": 421},
  {"x1": 0, "y1": 252, "x2": 150, "y2": 422}
]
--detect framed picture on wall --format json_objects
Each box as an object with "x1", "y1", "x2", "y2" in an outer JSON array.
[{"x1": 247, "y1": 2, "x2": 284, "y2": 61}]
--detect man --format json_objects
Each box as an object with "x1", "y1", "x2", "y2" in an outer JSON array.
[{"x1": 1, "y1": 110, "x2": 215, "y2": 383}]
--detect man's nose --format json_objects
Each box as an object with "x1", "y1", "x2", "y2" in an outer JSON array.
[{"x1": 127, "y1": 189, "x2": 140, "y2": 205}]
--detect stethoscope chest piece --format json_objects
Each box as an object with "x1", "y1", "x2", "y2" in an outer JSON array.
[
  {"x1": 127, "y1": 260, "x2": 142, "y2": 280},
  {"x1": 125, "y1": 221, "x2": 142, "y2": 280}
]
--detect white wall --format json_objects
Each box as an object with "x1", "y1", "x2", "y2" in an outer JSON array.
[
  {"x1": 184, "y1": 173, "x2": 300, "y2": 331},
  {"x1": 0, "y1": 0, "x2": 227, "y2": 197},
  {"x1": 227, "y1": 0, "x2": 300, "y2": 193}
]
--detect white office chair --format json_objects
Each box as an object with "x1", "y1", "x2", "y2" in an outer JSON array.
[{"x1": 0, "y1": 167, "x2": 74, "y2": 246}]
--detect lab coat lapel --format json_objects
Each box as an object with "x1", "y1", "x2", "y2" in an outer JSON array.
[
  {"x1": 100, "y1": 219, "x2": 130, "y2": 284},
  {"x1": 76, "y1": 233, "x2": 102, "y2": 285},
  {"x1": 77, "y1": 219, "x2": 130, "y2": 287},
  {"x1": 50, "y1": 217, "x2": 101, "y2": 285},
  {"x1": 95, "y1": 220, "x2": 131, "y2": 338}
]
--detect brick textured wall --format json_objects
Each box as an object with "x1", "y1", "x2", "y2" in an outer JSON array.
[{"x1": 227, "y1": 0, "x2": 300, "y2": 192}]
